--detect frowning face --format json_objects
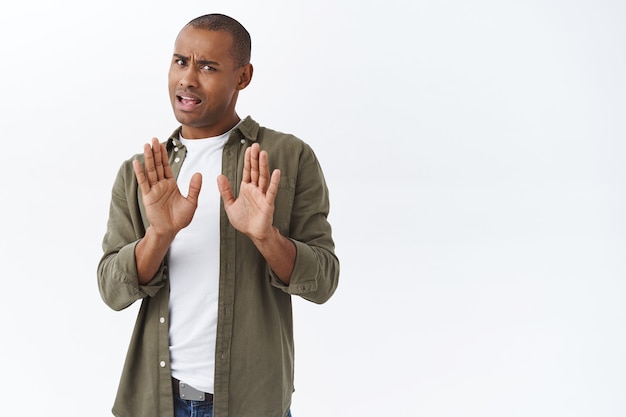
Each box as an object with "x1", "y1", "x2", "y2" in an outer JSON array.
[{"x1": 168, "y1": 26, "x2": 252, "y2": 138}]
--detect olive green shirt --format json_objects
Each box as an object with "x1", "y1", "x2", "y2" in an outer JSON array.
[{"x1": 97, "y1": 116, "x2": 339, "y2": 417}]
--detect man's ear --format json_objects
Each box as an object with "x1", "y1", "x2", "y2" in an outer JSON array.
[{"x1": 237, "y1": 63, "x2": 253, "y2": 90}]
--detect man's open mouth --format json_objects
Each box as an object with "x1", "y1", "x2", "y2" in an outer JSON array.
[
  {"x1": 176, "y1": 93, "x2": 202, "y2": 111},
  {"x1": 178, "y1": 95, "x2": 202, "y2": 105}
]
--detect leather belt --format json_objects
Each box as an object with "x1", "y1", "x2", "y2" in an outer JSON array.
[{"x1": 172, "y1": 377, "x2": 214, "y2": 402}]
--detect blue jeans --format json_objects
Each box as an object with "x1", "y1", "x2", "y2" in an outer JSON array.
[
  {"x1": 174, "y1": 395, "x2": 213, "y2": 417},
  {"x1": 173, "y1": 396, "x2": 292, "y2": 417}
]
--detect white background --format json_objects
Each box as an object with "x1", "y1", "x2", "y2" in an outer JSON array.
[{"x1": 1, "y1": 0, "x2": 625, "y2": 416}]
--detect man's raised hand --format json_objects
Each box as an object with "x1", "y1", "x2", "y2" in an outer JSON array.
[
  {"x1": 133, "y1": 137, "x2": 202, "y2": 239},
  {"x1": 217, "y1": 143, "x2": 281, "y2": 242}
]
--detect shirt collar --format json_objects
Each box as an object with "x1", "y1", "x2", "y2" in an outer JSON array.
[{"x1": 166, "y1": 116, "x2": 259, "y2": 150}]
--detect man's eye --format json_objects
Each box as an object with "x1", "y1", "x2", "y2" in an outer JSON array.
[
  {"x1": 176, "y1": 59, "x2": 186, "y2": 66},
  {"x1": 202, "y1": 65, "x2": 216, "y2": 71}
]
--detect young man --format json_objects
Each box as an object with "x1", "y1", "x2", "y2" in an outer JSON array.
[{"x1": 97, "y1": 13, "x2": 339, "y2": 417}]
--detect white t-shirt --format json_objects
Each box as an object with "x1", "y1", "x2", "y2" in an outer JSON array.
[{"x1": 167, "y1": 129, "x2": 230, "y2": 394}]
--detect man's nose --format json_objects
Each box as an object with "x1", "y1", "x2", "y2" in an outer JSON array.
[{"x1": 179, "y1": 67, "x2": 199, "y2": 87}]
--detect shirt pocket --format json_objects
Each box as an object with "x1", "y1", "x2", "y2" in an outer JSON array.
[{"x1": 273, "y1": 176, "x2": 296, "y2": 236}]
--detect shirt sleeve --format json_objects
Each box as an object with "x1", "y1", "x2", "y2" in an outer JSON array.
[
  {"x1": 97, "y1": 160, "x2": 168, "y2": 311},
  {"x1": 269, "y1": 142, "x2": 339, "y2": 304}
]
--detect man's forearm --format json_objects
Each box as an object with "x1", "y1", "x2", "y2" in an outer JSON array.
[
  {"x1": 252, "y1": 226, "x2": 296, "y2": 285},
  {"x1": 135, "y1": 226, "x2": 175, "y2": 285}
]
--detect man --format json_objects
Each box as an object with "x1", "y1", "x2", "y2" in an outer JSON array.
[{"x1": 97, "y1": 13, "x2": 339, "y2": 417}]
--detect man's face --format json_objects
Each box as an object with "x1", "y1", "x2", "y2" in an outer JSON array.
[{"x1": 168, "y1": 27, "x2": 250, "y2": 138}]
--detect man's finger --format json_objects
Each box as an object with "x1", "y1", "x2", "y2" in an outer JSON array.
[
  {"x1": 249, "y1": 143, "x2": 260, "y2": 185},
  {"x1": 151, "y1": 138, "x2": 165, "y2": 180},
  {"x1": 265, "y1": 169, "x2": 281, "y2": 205},
  {"x1": 133, "y1": 159, "x2": 150, "y2": 196},
  {"x1": 217, "y1": 174, "x2": 235, "y2": 209},
  {"x1": 242, "y1": 147, "x2": 251, "y2": 184},
  {"x1": 186, "y1": 172, "x2": 203, "y2": 206},
  {"x1": 162, "y1": 143, "x2": 174, "y2": 179},
  {"x1": 258, "y1": 150, "x2": 270, "y2": 192},
  {"x1": 144, "y1": 142, "x2": 158, "y2": 186}
]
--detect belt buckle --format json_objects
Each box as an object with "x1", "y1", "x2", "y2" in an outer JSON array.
[{"x1": 179, "y1": 381, "x2": 205, "y2": 401}]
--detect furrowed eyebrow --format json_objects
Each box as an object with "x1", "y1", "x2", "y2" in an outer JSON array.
[
  {"x1": 172, "y1": 54, "x2": 220, "y2": 67},
  {"x1": 197, "y1": 59, "x2": 220, "y2": 67}
]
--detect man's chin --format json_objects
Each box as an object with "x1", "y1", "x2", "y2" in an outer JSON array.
[{"x1": 173, "y1": 112, "x2": 202, "y2": 127}]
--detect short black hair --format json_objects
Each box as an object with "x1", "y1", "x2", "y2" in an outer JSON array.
[{"x1": 186, "y1": 14, "x2": 251, "y2": 67}]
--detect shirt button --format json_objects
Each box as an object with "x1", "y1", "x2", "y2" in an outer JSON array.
[
  {"x1": 160, "y1": 317, "x2": 166, "y2": 324},
  {"x1": 160, "y1": 361, "x2": 166, "y2": 368},
  {"x1": 174, "y1": 147, "x2": 179, "y2": 152},
  {"x1": 240, "y1": 139, "x2": 245, "y2": 144},
  {"x1": 174, "y1": 157, "x2": 180, "y2": 163}
]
